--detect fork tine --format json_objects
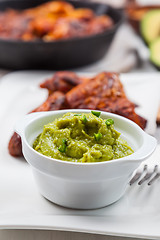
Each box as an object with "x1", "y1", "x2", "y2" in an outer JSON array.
[
  {"x1": 148, "y1": 165, "x2": 160, "y2": 185},
  {"x1": 129, "y1": 165, "x2": 147, "y2": 185},
  {"x1": 129, "y1": 171, "x2": 143, "y2": 185},
  {"x1": 138, "y1": 165, "x2": 156, "y2": 185}
]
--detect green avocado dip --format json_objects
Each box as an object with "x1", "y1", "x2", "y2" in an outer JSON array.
[{"x1": 33, "y1": 112, "x2": 134, "y2": 163}]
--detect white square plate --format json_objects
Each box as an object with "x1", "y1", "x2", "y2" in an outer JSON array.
[{"x1": 0, "y1": 71, "x2": 160, "y2": 239}]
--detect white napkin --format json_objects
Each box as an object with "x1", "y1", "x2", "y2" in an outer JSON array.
[
  {"x1": 0, "y1": 69, "x2": 9, "y2": 79},
  {"x1": 137, "y1": 0, "x2": 160, "y2": 6},
  {"x1": 89, "y1": 0, "x2": 126, "y2": 8},
  {"x1": 77, "y1": 23, "x2": 150, "y2": 73}
]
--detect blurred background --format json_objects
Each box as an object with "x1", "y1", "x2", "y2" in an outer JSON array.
[{"x1": 0, "y1": 0, "x2": 160, "y2": 73}]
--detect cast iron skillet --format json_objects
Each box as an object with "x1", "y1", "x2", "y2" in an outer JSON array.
[{"x1": 0, "y1": 0, "x2": 123, "y2": 70}]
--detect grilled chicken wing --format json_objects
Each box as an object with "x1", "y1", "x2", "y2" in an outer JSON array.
[
  {"x1": 66, "y1": 72, "x2": 147, "y2": 129},
  {"x1": 40, "y1": 71, "x2": 83, "y2": 95},
  {"x1": 32, "y1": 91, "x2": 67, "y2": 112}
]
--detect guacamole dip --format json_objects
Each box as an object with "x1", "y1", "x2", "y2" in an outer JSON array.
[{"x1": 33, "y1": 112, "x2": 134, "y2": 163}]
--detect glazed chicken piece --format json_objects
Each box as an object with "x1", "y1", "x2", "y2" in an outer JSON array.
[
  {"x1": 43, "y1": 18, "x2": 89, "y2": 40},
  {"x1": 43, "y1": 14, "x2": 113, "y2": 41},
  {"x1": 40, "y1": 71, "x2": 84, "y2": 94},
  {"x1": 32, "y1": 91, "x2": 67, "y2": 112},
  {"x1": 0, "y1": 1, "x2": 114, "y2": 41},
  {"x1": 24, "y1": 1, "x2": 74, "y2": 17},
  {"x1": 26, "y1": 1, "x2": 113, "y2": 40},
  {"x1": 87, "y1": 15, "x2": 114, "y2": 35},
  {"x1": 26, "y1": 1, "x2": 75, "y2": 37},
  {"x1": 66, "y1": 8, "x2": 95, "y2": 21},
  {"x1": 8, "y1": 132, "x2": 23, "y2": 157},
  {"x1": 29, "y1": 7, "x2": 95, "y2": 37},
  {"x1": 0, "y1": 10, "x2": 33, "y2": 40},
  {"x1": 66, "y1": 72, "x2": 147, "y2": 129}
]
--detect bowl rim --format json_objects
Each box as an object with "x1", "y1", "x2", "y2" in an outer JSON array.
[
  {"x1": 0, "y1": 0, "x2": 124, "y2": 44},
  {"x1": 15, "y1": 109, "x2": 157, "y2": 166}
]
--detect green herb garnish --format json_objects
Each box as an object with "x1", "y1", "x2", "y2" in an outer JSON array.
[
  {"x1": 74, "y1": 114, "x2": 82, "y2": 116},
  {"x1": 82, "y1": 115, "x2": 87, "y2": 123},
  {"x1": 58, "y1": 139, "x2": 67, "y2": 153},
  {"x1": 91, "y1": 111, "x2": 101, "y2": 117},
  {"x1": 105, "y1": 119, "x2": 114, "y2": 126},
  {"x1": 94, "y1": 132, "x2": 102, "y2": 141}
]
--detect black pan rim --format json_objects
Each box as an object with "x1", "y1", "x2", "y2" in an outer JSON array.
[{"x1": 0, "y1": 0, "x2": 124, "y2": 45}]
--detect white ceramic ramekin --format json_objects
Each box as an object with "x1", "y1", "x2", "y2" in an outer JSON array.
[{"x1": 15, "y1": 109, "x2": 157, "y2": 209}]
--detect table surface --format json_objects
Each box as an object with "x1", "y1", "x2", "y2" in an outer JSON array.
[{"x1": 0, "y1": 23, "x2": 160, "y2": 240}]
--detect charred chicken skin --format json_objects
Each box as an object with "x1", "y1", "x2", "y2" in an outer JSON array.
[
  {"x1": 66, "y1": 72, "x2": 147, "y2": 128},
  {"x1": 8, "y1": 71, "x2": 147, "y2": 157},
  {"x1": 40, "y1": 71, "x2": 84, "y2": 95}
]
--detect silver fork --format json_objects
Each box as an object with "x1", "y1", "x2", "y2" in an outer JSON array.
[{"x1": 129, "y1": 145, "x2": 160, "y2": 186}]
